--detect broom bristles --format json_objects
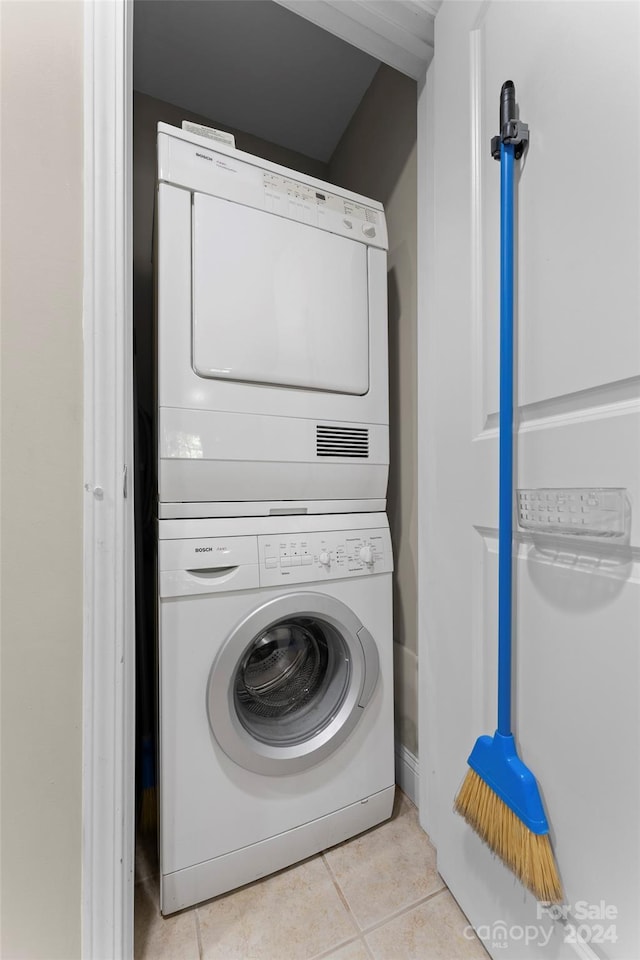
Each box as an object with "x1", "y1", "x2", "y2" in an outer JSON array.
[{"x1": 455, "y1": 767, "x2": 563, "y2": 903}]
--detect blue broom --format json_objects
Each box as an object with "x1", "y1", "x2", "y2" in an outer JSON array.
[{"x1": 454, "y1": 81, "x2": 562, "y2": 903}]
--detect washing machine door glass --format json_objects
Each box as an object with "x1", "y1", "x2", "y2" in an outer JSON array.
[
  {"x1": 235, "y1": 617, "x2": 350, "y2": 746},
  {"x1": 207, "y1": 592, "x2": 380, "y2": 776}
]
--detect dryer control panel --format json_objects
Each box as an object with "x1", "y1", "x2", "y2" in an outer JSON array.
[
  {"x1": 263, "y1": 171, "x2": 381, "y2": 240},
  {"x1": 158, "y1": 126, "x2": 388, "y2": 250},
  {"x1": 258, "y1": 526, "x2": 392, "y2": 586}
]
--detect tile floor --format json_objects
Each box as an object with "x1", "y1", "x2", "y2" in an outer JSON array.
[{"x1": 135, "y1": 790, "x2": 489, "y2": 960}]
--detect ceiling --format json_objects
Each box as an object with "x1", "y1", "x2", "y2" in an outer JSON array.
[{"x1": 133, "y1": 0, "x2": 383, "y2": 162}]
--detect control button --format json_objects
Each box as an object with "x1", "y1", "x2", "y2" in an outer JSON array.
[
  {"x1": 280, "y1": 557, "x2": 291, "y2": 567},
  {"x1": 291, "y1": 556, "x2": 301, "y2": 567},
  {"x1": 343, "y1": 218, "x2": 353, "y2": 229},
  {"x1": 359, "y1": 545, "x2": 374, "y2": 566},
  {"x1": 302, "y1": 556, "x2": 313, "y2": 565},
  {"x1": 265, "y1": 558, "x2": 277, "y2": 569},
  {"x1": 319, "y1": 551, "x2": 330, "y2": 567},
  {"x1": 362, "y1": 225, "x2": 376, "y2": 238}
]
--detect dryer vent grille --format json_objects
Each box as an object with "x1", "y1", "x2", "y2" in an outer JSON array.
[{"x1": 316, "y1": 425, "x2": 369, "y2": 459}]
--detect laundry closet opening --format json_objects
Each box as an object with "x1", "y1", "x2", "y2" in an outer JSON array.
[{"x1": 132, "y1": 0, "x2": 419, "y2": 929}]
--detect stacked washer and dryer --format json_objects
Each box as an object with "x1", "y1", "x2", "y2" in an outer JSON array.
[{"x1": 155, "y1": 123, "x2": 395, "y2": 914}]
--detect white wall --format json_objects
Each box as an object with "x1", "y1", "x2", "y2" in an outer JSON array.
[
  {"x1": 330, "y1": 65, "x2": 419, "y2": 755},
  {"x1": 0, "y1": 3, "x2": 84, "y2": 957}
]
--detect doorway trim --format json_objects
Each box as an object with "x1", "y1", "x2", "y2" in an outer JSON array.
[{"x1": 82, "y1": 1, "x2": 135, "y2": 957}]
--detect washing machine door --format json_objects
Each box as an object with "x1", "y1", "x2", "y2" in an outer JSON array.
[{"x1": 207, "y1": 592, "x2": 379, "y2": 775}]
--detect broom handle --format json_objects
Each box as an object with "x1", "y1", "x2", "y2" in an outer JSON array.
[{"x1": 497, "y1": 140, "x2": 515, "y2": 737}]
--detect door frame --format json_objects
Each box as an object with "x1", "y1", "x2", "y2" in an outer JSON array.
[
  {"x1": 82, "y1": 1, "x2": 432, "y2": 956},
  {"x1": 82, "y1": 2, "x2": 135, "y2": 957}
]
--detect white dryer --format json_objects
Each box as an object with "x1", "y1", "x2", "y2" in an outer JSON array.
[
  {"x1": 157, "y1": 513, "x2": 395, "y2": 914},
  {"x1": 156, "y1": 124, "x2": 389, "y2": 519}
]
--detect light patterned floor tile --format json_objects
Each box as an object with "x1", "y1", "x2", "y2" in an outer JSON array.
[
  {"x1": 134, "y1": 876, "x2": 199, "y2": 960},
  {"x1": 324, "y1": 790, "x2": 445, "y2": 930},
  {"x1": 197, "y1": 855, "x2": 358, "y2": 960},
  {"x1": 365, "y1": 890, "x2": 490, "y2": 960},
  {"x1": 312, "y1": 937, "x2": 372, "y2": 960}
]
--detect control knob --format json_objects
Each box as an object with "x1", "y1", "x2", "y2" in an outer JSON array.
[
  {"x1": 359, "y1": 545, "x2": 374, "y2": 566},
  {"x1": 319, "y1": 550, "x2": 331, "y2": 568}
]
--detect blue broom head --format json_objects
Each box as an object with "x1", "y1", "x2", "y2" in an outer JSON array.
[{"x1": 467, "y1": 732, "x2": 549, "y2": 835}]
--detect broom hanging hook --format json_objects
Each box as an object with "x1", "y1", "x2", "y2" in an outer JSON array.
[{"x1": 491, "y1": 80, "x2": 529, "y2": 161}]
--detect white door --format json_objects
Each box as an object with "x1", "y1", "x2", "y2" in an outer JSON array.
[{"x1": 421, "y1": 3, "x2": 640, "y2": 958}]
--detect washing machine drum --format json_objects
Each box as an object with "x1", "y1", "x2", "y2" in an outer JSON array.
[
  {"x1": 237, "y1": 620, "x2": 342, "y2": 728},
  {"x1": 207, "y1": 593, "x2": 380, "y2": 775}
]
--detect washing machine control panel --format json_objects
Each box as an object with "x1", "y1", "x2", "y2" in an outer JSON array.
[{"x1": 258, "y1": 527, "x2": 392, "y2": 585}]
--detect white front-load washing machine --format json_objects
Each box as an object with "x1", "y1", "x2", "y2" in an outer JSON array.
[{"x1": 157, "y1": 512, "x2": 395, "y2": 914}]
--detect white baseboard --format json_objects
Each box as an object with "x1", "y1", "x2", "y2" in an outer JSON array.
[{"x1": 395, "y1": 743, "x2": 419, "y2": 807}]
